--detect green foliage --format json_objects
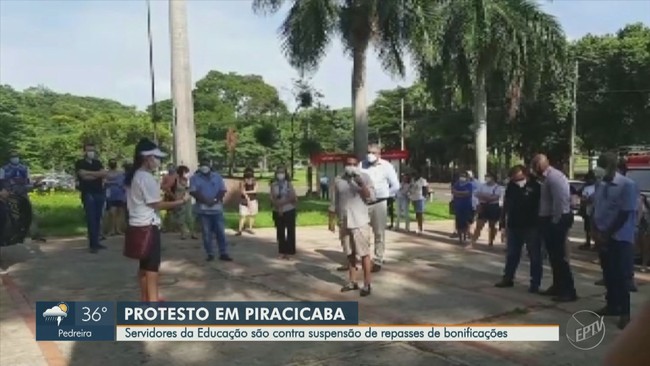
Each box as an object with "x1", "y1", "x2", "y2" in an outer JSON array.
[
  {"x1": 0, "y1": 85, "x2": 169, "y2": 172},
  {"x1": 574, "y1": 23, "x2": 650, "y2": 151}
]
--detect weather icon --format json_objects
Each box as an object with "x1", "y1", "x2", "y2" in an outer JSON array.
[{"x1": 42, "y1": 303, "x2": 68, "y2": 326}]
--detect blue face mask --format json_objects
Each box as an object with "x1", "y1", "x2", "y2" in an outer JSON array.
[{"x1": 9, "y1": 157, "x2": 19, "y2": 164}]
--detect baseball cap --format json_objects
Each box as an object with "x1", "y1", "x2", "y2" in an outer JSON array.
[{"x1": 135, "y1": 138, "x2": 167, "y2": 158}]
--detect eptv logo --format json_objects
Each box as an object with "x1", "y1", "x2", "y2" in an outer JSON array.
[{"x1": 566, "y1": 310, "x2": 606, "y2": 350}]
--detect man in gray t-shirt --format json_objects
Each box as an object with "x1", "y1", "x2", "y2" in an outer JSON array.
[{"x1": 329, "y1": 155, "x2": 375, "y2": 296}]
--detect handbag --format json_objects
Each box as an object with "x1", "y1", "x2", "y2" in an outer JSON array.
[{"x1": 123, "y1": 225, "x2": 154, "y2": 259}]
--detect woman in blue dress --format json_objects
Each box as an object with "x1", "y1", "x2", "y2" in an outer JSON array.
[{"x1": 452, "y1": 171, "x2": 474, "y2": 245}]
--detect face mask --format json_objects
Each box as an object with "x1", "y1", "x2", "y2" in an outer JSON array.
[
  {"x1": 367, "y1": 153, "x2": 378, "y2": 163},
  {"x1": 151, "y1": 157, "x2": 161, "y2": 169},
  {"x1": 458, "y1": 177, "x2": 467, "y2": 182},
  {"x1": 593, "y1": 167, "x2": 606, "y2": 180},
  {"x1": 485, "y1": 177, "x2": 493, "y2": 183},
  {"x1": 345, "y1": 166, "x2": 357, "y2": 176},
  {"x1": 86, "y1": 151, "x2": 96, "y2": 159},
  {"x1": 9, "y1": 157, "x2": 19, "y2": 164},
  {"x1": 168, "y1": 168, "x2": 175, "y2": 174},
  {"x1": 515, "y1": 179, "x2": 526, "y2": 187},
  {"x1": 200, "y1": 166, "x2": 210, "y2": 174},
  {"x1": 276, "y1": 173, "x2": 285, "y2": 181}
]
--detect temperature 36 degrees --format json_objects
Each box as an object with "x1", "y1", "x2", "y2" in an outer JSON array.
[{"x1": 81, "y1": 306, "x2": 108, "y2": 322}]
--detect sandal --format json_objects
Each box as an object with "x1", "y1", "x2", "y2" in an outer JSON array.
[{"x1": 340, "y1": 283, "x2": 359, "y2": 292}]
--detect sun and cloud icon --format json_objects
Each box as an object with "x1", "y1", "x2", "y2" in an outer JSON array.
[{"x1": 42, "y1": 302, "x2": 68, "y2": 326}]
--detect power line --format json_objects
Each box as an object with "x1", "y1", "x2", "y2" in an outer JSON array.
[{"x1": 146, "y1": 0, "x2": 158, "y2": 144}]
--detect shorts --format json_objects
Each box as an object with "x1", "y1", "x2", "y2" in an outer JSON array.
[
  {"x1": 338, "y1": 219, "x2": 371, "y2": 258},
  {"x1": 478, "y1": 203, "x2": 501, "y2": 222},
  {"x1": 139, "y1": 226, "x2": 162, "y2": 272},
  {"x1": 412, "y1": 199, "x2": 425, "y2": 213},
  {"x1": 239, "y1": 200, "x2": 259, "y2": 216},
  {"x1": 454, "y1": 207, "x2": 474, "y2": 231}
]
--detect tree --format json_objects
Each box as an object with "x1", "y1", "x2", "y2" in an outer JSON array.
[
  {"x1": 418, "y1": 0, "x2": 566, "y2": 179},
  {"x1": 574, "y1": 23, "x2": 650, "y2": 151},
  {"x1": 252, "y1": 0, "x2": 437, "y2": 159},
  {"x1": 0, "y1": 85, "x2": 25, "y2": 160}
]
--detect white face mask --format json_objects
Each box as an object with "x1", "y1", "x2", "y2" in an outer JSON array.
[
  {"x1": 345, "y1": 166, "x2": 358, "y2": 176},
  {"x1": 485, "y1": 177, "x2": 493, "y2": 184},
  {"x1": 458, "y1": 177, "x2": 467, "y2": 182},
  {"x1": 151, "y1": 157, "x2": 161, "y2": 169},
  {"x1": 276, "y1": 173, "x2": 285, "y2": 181},
  {"x1": 200, "y1": 166, "x2": 210, "y2": 174},
  {"x1": 9, "y1": 157, "x2": 19, "y2": 164},
  {"x1": 86, "y1": 151, "x2": 96, "y2": 159},
  {"x1": 515, "y1": 179, "x2": 526, "y2": 187},
  {"x1": 367, "y1": 153, "x2": 378, "y2": 163}
]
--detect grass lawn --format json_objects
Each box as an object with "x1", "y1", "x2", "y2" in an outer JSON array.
[{"x1": 31, "y1": 192, "x2": 451, "y2": 237}]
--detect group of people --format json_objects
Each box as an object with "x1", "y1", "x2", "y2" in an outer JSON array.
[
  {"x1": 448, "y1": 153, "x2": 647, "y2": 330},
  {"x1": 2, "y1": 140, "x2": 646, "y2": 328}
]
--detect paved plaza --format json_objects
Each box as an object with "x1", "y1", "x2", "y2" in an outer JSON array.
[{"x1": 1, "y1": 220, "x2": 648, "y2": 366}]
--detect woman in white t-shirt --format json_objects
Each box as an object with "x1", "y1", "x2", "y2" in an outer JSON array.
[
  {"x1": 408, "y1": 171, "x2": 429, "y2": 234},
  {"x1": 470, "y1": 172, "x2": 503, "y2": 247},
  {"x1": 124, "y1": 138, "x2": 189, "y2": 303}
]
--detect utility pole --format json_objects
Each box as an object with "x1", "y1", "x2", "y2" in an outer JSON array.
[
  {"x1": 400, "y1": 97, "x2": 405, "y2": 151},
  {"x1": 569, "y1": 60, "x2": 578, "y2": 179},
  {"x1": 169, "y1": 0, "x2": 197, "y2": 171}
]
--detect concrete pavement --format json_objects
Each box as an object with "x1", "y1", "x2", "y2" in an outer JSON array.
[{"x1": 0, "y1": 220, "x2": 648, "y2": 366}]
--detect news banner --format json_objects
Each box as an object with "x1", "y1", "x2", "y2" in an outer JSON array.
[{"x1": 35, "y1": 301, "x2": 559, "y2": 342}]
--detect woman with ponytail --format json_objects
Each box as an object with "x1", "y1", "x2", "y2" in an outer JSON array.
[{"x1": 124, "y1": 138, "x2": 189, "y2": 303}]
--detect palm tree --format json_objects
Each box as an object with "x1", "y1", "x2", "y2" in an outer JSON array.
[
  {"x1": 170, "y1": 0, "x2": 198, "y2": 170},
  {"x1": 418, "y1": 0, "x2": 566, "y2": 180},
  {"x1": 252, "y1": 0, "x2": 436, "y2": 159}
]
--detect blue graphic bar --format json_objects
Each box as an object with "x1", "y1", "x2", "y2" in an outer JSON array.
[
  {"x1": 35, "y1": 301, "x2": 116, "y2": 341},
  {"x1": 116, "y1": 301, "x2": 359, "y2": 325}
]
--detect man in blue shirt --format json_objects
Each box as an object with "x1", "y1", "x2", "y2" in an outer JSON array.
[
  {"x1": 190, "y1": 159, "x2": 232, "y2": 262},
  {"x1": 0, "y1": 150, "x2": 46, "y2": 243},
  {"x1": 592, "y1": 152, "x2": 638, "y2": 329},
  {"x1": 0, "y1": 179, "x2": 10, "y2": 246}
]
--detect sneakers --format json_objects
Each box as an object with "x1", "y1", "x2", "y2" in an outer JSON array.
[
  {"x1": 219, "y1": 254, "x2": 233, "y2": 262},
  {"x1": 360, "y1": 285, "x2": 372, "y2": 297},
  {"x1": 340, "y1": 283, "x2": 371, "y2": 297}
]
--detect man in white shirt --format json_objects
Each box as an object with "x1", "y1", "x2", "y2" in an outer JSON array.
[{"x1": 358, "y1": 143, "x2": 399, "y2": 272}]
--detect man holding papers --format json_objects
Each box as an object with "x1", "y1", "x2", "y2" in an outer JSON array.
[{"x1": 190, "y1": 159, "x2": 232, "y2": 262}]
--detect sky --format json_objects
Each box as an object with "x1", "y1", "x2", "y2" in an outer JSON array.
[{"x1": 1, "y1": 0, "x2": 649, "y2": 110}]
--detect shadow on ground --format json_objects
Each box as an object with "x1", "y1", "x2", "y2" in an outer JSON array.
[{"x1": 0, "y1": 221, "x2": 648, "y2": 366}]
